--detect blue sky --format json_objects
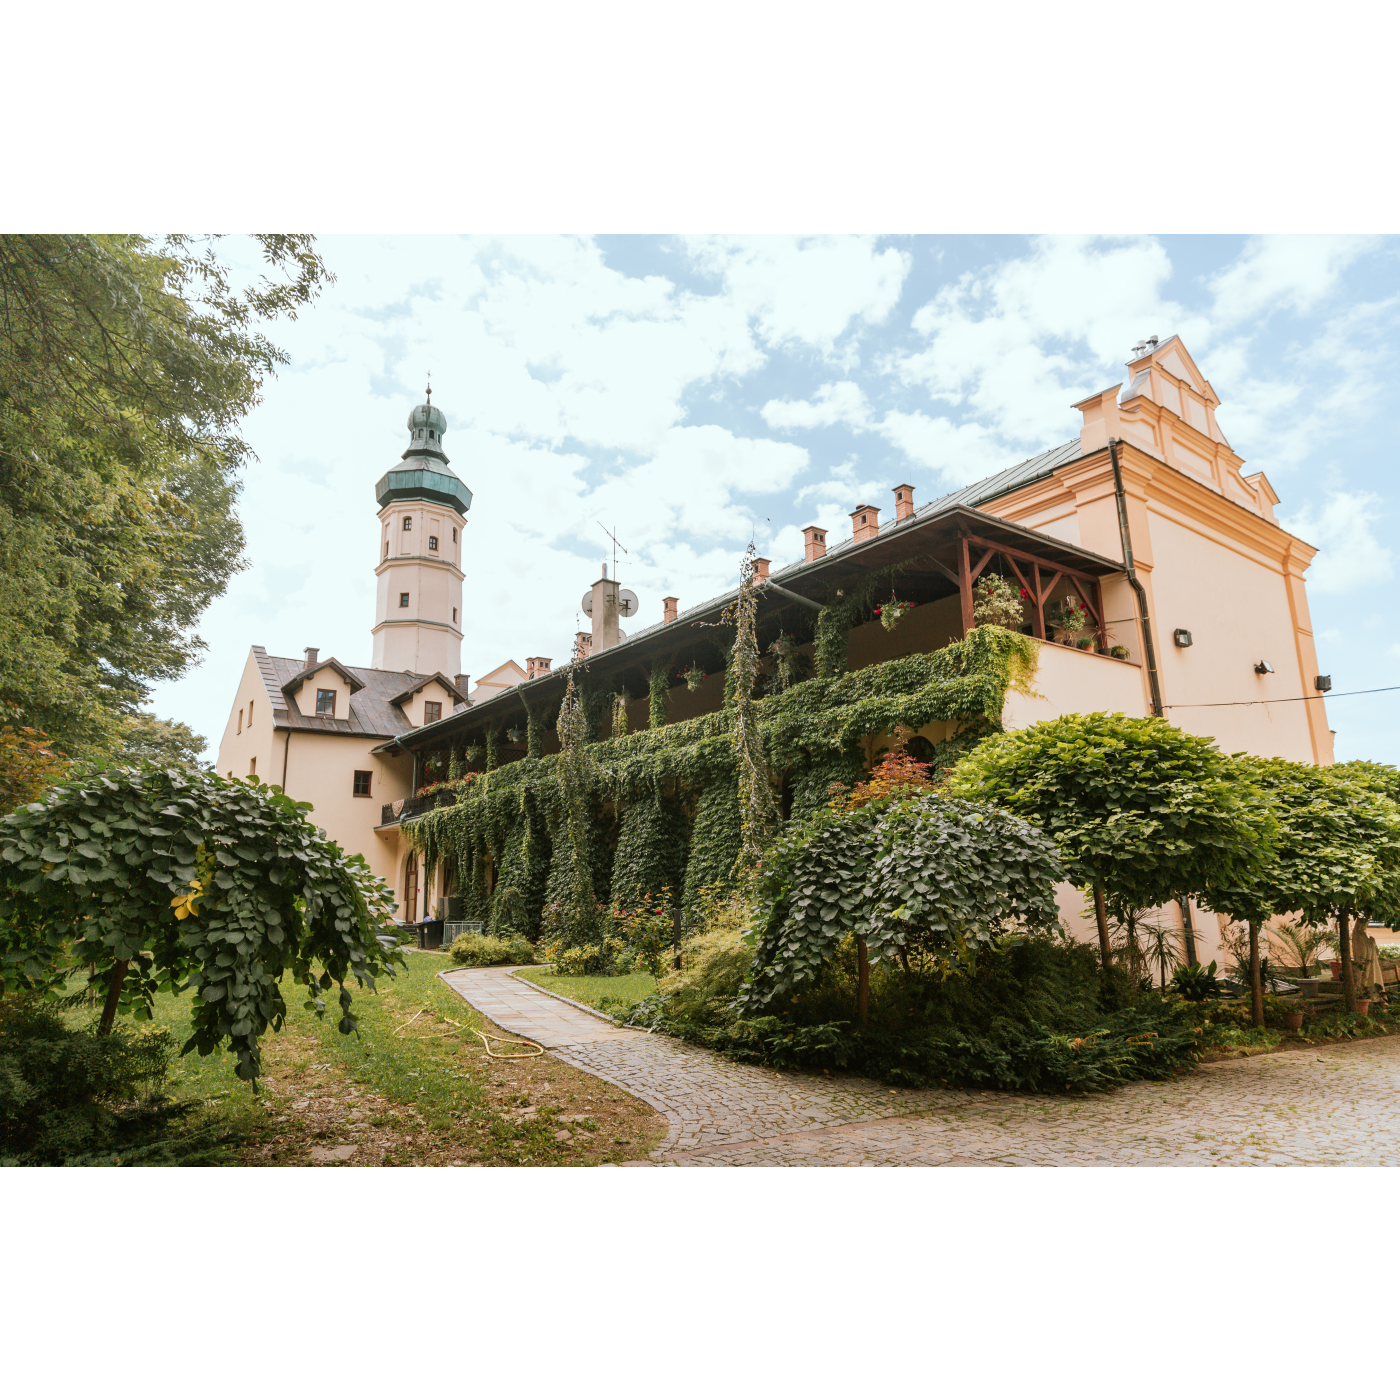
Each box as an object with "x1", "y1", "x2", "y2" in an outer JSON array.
[{"x1": 157, "y1": 235, "x2": 1400, "y2": 765}]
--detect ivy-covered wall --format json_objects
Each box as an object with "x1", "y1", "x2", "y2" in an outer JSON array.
[{"x1": 410, "y1": 625, "x2": 1038, "y2": 939}]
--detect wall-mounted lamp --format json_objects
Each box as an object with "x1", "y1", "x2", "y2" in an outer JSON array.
[
  {"x1": 1315, "y1": 675, "x2": 1332, "y2": 692},
  {"x1": 1172, "y1": 628, "x2": 1193, "y2": 647},
  {"x1": 1254, "y1": 660, "x2": 1274, "y2": 675}
]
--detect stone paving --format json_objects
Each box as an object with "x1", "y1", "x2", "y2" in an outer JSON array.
[{"x1": 440, "y1": 967, "x2": 1400, "y2": 1167}]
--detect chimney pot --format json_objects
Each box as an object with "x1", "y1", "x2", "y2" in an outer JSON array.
[
  {"x1": 893, "y1": 484, "x2": 915, "y2": 522},
  {"x1": 850, "y1": 504, "x2": 880, "y2": 543},
  {"x1": 454, "y1": 673, "x2": 471, "y2": 700},
  {"x1": 304, "y1": 647, "x2": 319, "y2": 667},
  {"x1": 662, "y1": 595, "x2": 679, "y2": 624},
  {"x1": 752, "y1": 557, "x2": 770, "y2": 581},
  {"x1": 525, "y1": 657, "x2": 552, "y2": 680},
  {"x1": 802, "y1": 526, "x2": 827, "y2": 562},
  {"x1": 574, "y1": 631, "x2": 593, "y2": 661}
]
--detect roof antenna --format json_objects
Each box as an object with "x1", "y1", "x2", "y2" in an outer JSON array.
[{"x1": 597, "y1": 521, "x2": 628, "y2": 580}]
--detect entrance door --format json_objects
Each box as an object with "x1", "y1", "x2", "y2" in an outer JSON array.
[{"x1": 405, "y1": 853, "x2": 419, "y2": 923}]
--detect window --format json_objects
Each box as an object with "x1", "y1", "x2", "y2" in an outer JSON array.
[
  {"x1": 452, "y1": 606, "x2": 457, "y2": 623},
  {"x1": 248, "y1": 756, "x2": 256, "y2": 775},
  {"x1": 384, "y1": 540, "x2": 389, "y2": 558},
  {"x1": 316, "y1": 688, "x2": 336, "y2": 715},
  {"x1": 423, "y1": 701, "x2": 442, "y2": 724},
  {"x1": 428, "y1": 535, "x2": 438, "y2": 551},
  {"x1": 248, "y1": 700, "x2": 253, "y2": 722},
  {"x1": 403, "y1": 516, "x2": 412, "y2": 531},
  {"x1": 237, "y1": 707, "x2": 243, "y2": 734},
  {"x1": 452, "y1": 527, "x2": 457, "y2": 543},
  {"x1": 399, "y1": 592, "x2": 410, "y2": 608},
  {"x1": 353, "y1": 770, "x2": 372, "y2": 797}
]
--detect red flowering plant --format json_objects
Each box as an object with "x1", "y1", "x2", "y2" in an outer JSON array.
[
  {"x1": 872, "y1": 591, "x2": 915, "y2": 632},
  {"x1": 416, "y1": 772, "x2": 477, "y2": 801},
  {"x1": 609, "y1": 886, "x2": 675, "y2": 976}
]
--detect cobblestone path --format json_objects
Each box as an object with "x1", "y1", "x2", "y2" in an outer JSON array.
[{"x1": 440, "y1": 968, "x2": 1400, "y2": 1166}]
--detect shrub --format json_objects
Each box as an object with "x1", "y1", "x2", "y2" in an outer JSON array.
[
  {"x1": 0, "y1": 1001, "x2": 224, "y2": 1165},
  {"x1": 448, "y1": 932, "x2": 537, "y2": 967},
  {"x1": 651, "y1": 893, "x2": 756, "y2": 1024}
]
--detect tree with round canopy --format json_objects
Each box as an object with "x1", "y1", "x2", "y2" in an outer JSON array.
[
  {"x1": 1201, "y1": 757, "x2": 1400, "y2": 1020},
  {"x1": 948, "y1": 712, "x2": 1274, "y2": 974},
  {"x1": 0, "y1": 766, "x2": 399, "y2": 1081}
]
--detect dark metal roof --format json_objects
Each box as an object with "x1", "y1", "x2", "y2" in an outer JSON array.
[
  {"x1": 255, "y1": 648, "x2": 432, "y2": 739},
  {"x1": 375, "y1": 466, "x2": 473, "y2": 514}
]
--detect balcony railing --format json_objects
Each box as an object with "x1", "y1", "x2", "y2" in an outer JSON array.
[{"x1": 379, "y1": 791, "x2": 457, "y2": 827}]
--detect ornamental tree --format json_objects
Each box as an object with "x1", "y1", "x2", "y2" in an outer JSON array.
[
  {"x1": 739, "y1": 791, "x2": 1064, "y2": 1023},
  {"x1": 948, "y1": 713, "x2": 1274, "y2": 971},
  {"x1": 1202, "y1": 757, "x2": 1400, "y2": 1019},
  {"x1": 0, "y1": 767, "x2": 398, "y2": 1080}
]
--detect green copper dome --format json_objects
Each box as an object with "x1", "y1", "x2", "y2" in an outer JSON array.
[{"x1": 376, "y1": 386, "x2": 472, "y2": 514}]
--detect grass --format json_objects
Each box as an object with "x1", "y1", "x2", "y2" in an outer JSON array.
[
  {"x1": 512, "y1": 969, "x2": 657, "y2": 1015},
  {"x1": 57, "y1": 951, "x2": 667, "y2": 1167}
]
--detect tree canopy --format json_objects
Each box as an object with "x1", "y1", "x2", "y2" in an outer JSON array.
[
  {"x1": 0, "y1": 234, "x2": 331, "y2": 755},
  {"x1": 738, "y1": 787, "x2": 1064, "y2": 1014},
  {"x1": 112, "y1": 713, "x2": 210, "y2": 770},
  {"x1": 948, "y1": 712, "x2": 1274, "y2": 965},
  {"x1": 0, "y1": 767, "x2": 396, "y2": 1081}
]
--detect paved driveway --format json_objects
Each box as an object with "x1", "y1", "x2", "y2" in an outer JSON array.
[{"x1": 441, "y1": 967, "x2": 1400, "y2": 1167}]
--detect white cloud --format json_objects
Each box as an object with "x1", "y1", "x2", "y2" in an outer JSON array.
[
  {"x1": 683, "y1": 236, "x2": 909, "y2": 354},
  {"x1": 1280, "y1": 490, "x2": 1395, "y2": 594},
  {"x1": 761, "y1": 380, "x2": 869, "y2": 430},
  {"x1": 1208, "y1": 236, "x2": 1379, "y2": 326}
]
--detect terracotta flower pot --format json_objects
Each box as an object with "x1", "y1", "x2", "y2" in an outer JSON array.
[
  {"x1": 1355, "y1": 999, "x2": 1371, "y2": 1018},
  {"x1": 1281, "y1": 1012, "x2": 1304, "y2": 1032}
]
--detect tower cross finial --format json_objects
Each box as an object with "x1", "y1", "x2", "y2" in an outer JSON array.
[{"x1": 425, "y1": 371, "x2": 432, "y2": 404}]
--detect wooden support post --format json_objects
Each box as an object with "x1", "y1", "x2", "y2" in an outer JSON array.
[
  {"x1": 1032, "y1": 564, "x2": 1046, "y2": 639},
  {"x1": 958, "y1": 537, "x2": 975, "y2": 636},
  {"x1": 1093, "y1": 579, "x2": 1108, "y2": 652}
]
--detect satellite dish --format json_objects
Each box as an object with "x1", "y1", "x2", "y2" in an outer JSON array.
[{"x1": 581, "y1": 588, "x2": 640, "y2": 618}]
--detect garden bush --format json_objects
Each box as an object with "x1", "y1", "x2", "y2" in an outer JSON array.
[
  {"x1": 448, "y1": 932, "x2": 537, "y2": 967},
  {"x1": 0, "y1": 1001, "x2": 225, "y2": 1165}
]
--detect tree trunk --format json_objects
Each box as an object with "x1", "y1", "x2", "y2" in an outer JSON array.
[
  {"x1": 97, "y1": 960, "x2": 129, "y2": 1037},
  {"x1": 1248, "y1": 920, "x2": 1264, "y2": 1029},
  {"x1": 1179, "y1": 899, "x2": 1199, "y2": 966},
  {"x1": 856, "y1": 936, "x2": 870, "y2": 1026},
  {"x1": 1093, "y1": 886, "x2": 1112, "y2": 969},
  {"x1": 1338, "y1": 910, "x2": 1356, "y2": 1015}
]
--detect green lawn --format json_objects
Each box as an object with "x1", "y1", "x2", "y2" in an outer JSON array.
[
  {"x1": 55, "y1": 951, "x2": 667, "y2": 1166},
  {"x1": 513, "y1": 969, "x2": 657, "y2": 1014}
]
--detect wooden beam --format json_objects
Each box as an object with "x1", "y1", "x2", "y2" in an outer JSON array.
[
  {"x1": 964, "y1": 533, "x2": 1103, "y2": 593},
  {"x1": 958, "y1": 537, "x2": 975, "y2": 636},
  {"x1": 1003, "y1": 555, "x2": 1043, "y2": 640},
  {"x1": 927, "y1": 557, "x2": 962, "y2": 588},
  {"x1": 1031, "y1": 564, "x2": 1046, "y2": 639},
  {"x1": 969, "y1": 547, "x2": 996, "y2": 584}
]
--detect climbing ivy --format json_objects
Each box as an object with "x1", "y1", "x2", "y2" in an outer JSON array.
[
  {"x1": 409, "y1": 626, "x2": 1039, "y2": 951},
  {"x1": 649, "y1": 659, "x2": 669, "y2": 730},
  {"x1": 610, "y1": 794, "x2": 688, "y2": 914}
]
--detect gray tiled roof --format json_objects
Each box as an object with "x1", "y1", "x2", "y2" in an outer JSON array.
[
  {"x1": 254, "y1": 647, "x2": 427, "y2": 738},
  {"x1": 622, "y1": 438, "x2": 1088, "y2": 642}
]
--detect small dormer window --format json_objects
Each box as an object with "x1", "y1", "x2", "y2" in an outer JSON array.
[
  {"x1": 316, "y1": 688, "x2": 336, "y2": 716},
  {"x1": 403, "y1": 517, "x2": 412, "y2": 531},
  {"x1": 423, "y1": 701, "x2": 442, "y2": 724},
  {"x1": 428, "y1": 535, "x2": 438, "y2": 551},
  {"x1": 400, "y1": 593, "x2": 410, "y2": 608}
]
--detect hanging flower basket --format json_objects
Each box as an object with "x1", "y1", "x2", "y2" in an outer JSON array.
[
  {"x1": 685, "y1": 666, "x2": 705, "y2": 692},
  {"x1": 874, "y1": 595, "x2": 915, "y2": 632},
  {"x1": 506, "y1": 727, "x2": 524, "y2": 745}
]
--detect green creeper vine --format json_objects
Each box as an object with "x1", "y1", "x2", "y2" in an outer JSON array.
[{"x1": 649, "y1": 659, "x2": 669, "y2": 730}]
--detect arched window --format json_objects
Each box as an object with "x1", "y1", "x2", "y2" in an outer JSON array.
[
  {"x1": 405, "y1": 852, "x2": 419, "y2": 923},
  {"x1": 403, "y1": 516, "x2": 412, "y2": 531}
]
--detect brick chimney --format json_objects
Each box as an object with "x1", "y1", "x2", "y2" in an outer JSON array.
[
  {"x1": 304, "y1": 647, "x2": 319, "y2": 667},
  {"x1": 526, "y1": 657, "x2": 552, "y2": 679},
  {"x1": 893, "y1": 484, "x2": 915, "y2": 521},
  {"x1": 662, "y1": 596, "x2": 679, "y2": 624},
  {"x1": 454, "y1": 672, "x2": 471, "y2": 699},
  {"x1": 802, "y1": 526, "x2": 827, "y2": 562},
  {"x1": 752, "y1": 557, "x2": 771, "y2": 581},
  {"x1": 850, "y1": 504, "x2": 880, "y2": 543},
  {"x1": 573, "y1": 631, "x2": 593, "y2": 661}
]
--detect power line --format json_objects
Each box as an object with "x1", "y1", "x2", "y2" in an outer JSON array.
[{"x1": 1165, "y1": 685, "x2": 1400, "y2": 710}]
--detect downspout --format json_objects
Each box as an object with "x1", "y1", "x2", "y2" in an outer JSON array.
[
  {"x1": 280, "y1": 729, "x2": 292, "y2": 792},
  {"x1": 1109, "y1": 439, "x2": 1164, "y2": 717}
]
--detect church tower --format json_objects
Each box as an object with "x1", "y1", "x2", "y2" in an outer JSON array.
[{"x1": 371, "y1": 386, "x2": 472, "y2": 675}]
